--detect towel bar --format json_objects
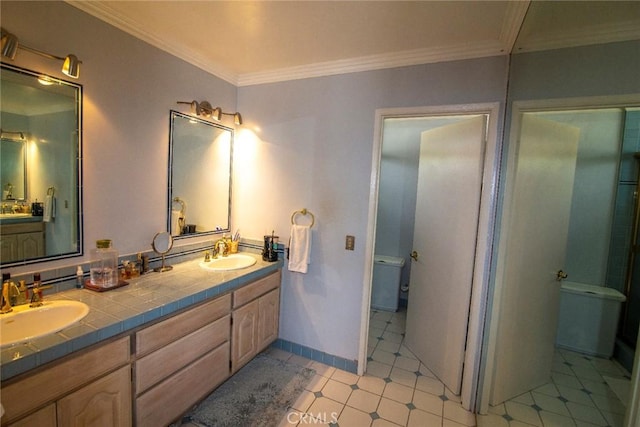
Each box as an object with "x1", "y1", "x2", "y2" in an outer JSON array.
[{"x1": 291, "y1": 208, "x2": 315, "y2": 228}]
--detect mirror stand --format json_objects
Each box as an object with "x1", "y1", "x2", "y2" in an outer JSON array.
[{"x1": 152, "y1": 231, "x2": 174, "y2": 272}]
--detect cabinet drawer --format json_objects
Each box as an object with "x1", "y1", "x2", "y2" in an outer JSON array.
[
  {"x1": 233, "y1": 271, "x2": 281, "y2": 308},
  {"x1": 136, "y1": 293, "x2": 230, "y2": 356},
  {"x1": 1, "y1": 336, "x2": 130, "y2": 424},
  {"x1": 7, "y1": 404, "x2": 55, "y2": 427},
  {"x1": 136, "y1": 314, "x2": 230, "y2": 394},
  {"x1": 136, "y1": 341, "x2": 230, "y2": 427}
]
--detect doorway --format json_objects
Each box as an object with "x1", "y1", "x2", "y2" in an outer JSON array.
[
  {"x1": 482, "y1": 99, "x2": 640, "y2": 426},
  {"x1": 360, "y1": 103, "x2": 501, "y2": 412}
]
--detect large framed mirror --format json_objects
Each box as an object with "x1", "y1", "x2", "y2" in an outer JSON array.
[
  {"x1": 0, "y1": 63, "x2": 82, "y2": 266},
  {"x1": 168, "y1": 110, "x2": 232, "y2": 238}
]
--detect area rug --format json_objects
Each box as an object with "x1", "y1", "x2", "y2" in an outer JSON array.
[{"x1": 181, "y1": 352, "x2": 316, "y2": 427}]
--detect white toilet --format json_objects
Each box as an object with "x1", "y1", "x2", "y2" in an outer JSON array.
[
  {"x1": 556, "y1": 281, "x2": 626, "y2": 358},
  {"x1": 371, "y1": 255, "x2": 405, "y2": 312}
]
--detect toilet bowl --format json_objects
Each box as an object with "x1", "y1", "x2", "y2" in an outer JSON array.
[
  {"x1": 556, "y1": 281, "x2": 626, "y2": 358},
  {"x1": 371, "y1": 255, "x2": 405, "y2": 312}
]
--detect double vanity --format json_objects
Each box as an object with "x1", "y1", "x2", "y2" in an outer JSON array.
[{"x1": 0, "y1": 252, "x2": 282, "y2": 426}]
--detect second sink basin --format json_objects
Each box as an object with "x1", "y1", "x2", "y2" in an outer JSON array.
[
  {"x1": 1, "y1": 300, "x2": 90, "y2": 347},
  {"x1": 199, "y1": 253, "x2": 257, "y2": 271}
]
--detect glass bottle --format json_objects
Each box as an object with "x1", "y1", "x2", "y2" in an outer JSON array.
[{"x1": 90, "y1": 239, "x2": 118, "y2": 288}]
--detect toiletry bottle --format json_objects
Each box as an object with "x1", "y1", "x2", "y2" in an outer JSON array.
[
  {"x1": 76, "y1": 266, "x2": 84, "y2": 289},
  {"x1": 32, "y1": 273, "x2": 43, "y2": 301}
]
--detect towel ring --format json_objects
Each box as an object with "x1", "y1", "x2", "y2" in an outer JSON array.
[{"x1": 291, "y1": 208, "x2": 315, "y2": 228}]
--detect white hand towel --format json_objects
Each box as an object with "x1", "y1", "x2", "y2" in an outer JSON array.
[
  {"x1": 288, "y1": 224, "x2": 312, "y2": 273},
  {"x1": 43, "y1": 195, "x2": 55, "y2": 222}
]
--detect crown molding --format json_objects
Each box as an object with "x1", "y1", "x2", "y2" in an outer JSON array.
[
  {"x1": 237, "y1": 40, "x2": 507, "y2": 87},
  {"x1": 514, "y1": 20, "x2": 640, "y2": 53},
  {"x1": 66, "y1": 0, "x2": 240, "y2": 85}
]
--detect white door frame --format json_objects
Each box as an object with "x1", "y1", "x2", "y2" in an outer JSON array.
[
  {"x1": 359, "y1": 102, "x2": 501, "y2": 411},
  {"x1": 480, "y1": 94, "x2": 640, "y2": 421}
]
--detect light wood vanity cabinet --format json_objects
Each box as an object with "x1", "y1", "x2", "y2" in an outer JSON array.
[
  {"x1": 2, "y1": 269, "x2": 281, "y2": 427},
  {"x1": 2, "y1": 337, "x2": 131, "y2": 427},
  {"x1": 134, "y1": 294, "x2": 232, "y2": 427},
  {"x1": 0, "y1": 221, "x2": 44, "y2": 263},
  {"x1": 231, "y1": 270, "x2": 281, "y2": 373}
]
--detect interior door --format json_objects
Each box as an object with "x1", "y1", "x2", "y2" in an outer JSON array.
[
  {"x1": 404, "y1": 115, "x2": 486, "y2": 395},
  {"x1": 491, "y1": 114, "x2": 579, "y2": 404}
]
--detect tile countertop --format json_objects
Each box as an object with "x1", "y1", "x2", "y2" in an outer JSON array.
[{"x1": 1, "y1": 252, "x2": 283, "y2": 381}]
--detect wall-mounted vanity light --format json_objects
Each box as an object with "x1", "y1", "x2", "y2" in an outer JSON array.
[
  {"x1": 177, "y1": 100, "x2": 243, "y2": 125},
  {"x1": 1, "y1": 28, "x2": 82, "y2": 78}
]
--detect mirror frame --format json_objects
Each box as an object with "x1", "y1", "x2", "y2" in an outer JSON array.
[
  {"x1": 0, "y1": 63, "x2": 83, "y2": 267},
  {"x1": 167, "y1": 110, "x2": 233, "y2": 238}
]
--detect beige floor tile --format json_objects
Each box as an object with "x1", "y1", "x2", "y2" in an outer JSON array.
[
  {"x1": 321, "y1": 379, "x2": 353, "y2": 404},
  {"x1": 377, "y1": 397, "x2": 410, "y2": 426},
  {"x1": 416, "y1": 375, "x2": 445, "y2": 396},
  {"x1": 358, "y1": 375, "x2": 387, "y2": 395},
  {"x1": 504, "y1": 401, "x2": 542, "y2": 426},
  {"x1": 332, "y1": 368, "x2": 360, "y2": 385},
  {"x1": 377, "y1": 340, "x2": 402, "y2": 353},
  {"x1": 394, "y1": 356, "x2": 420, "y2": 372},
  {"x1": 372, "y1": 418, "x2": 402, "y2": 426},
  {"x1": 383, "y1": 381, "x2": 414, "y2": 404},
  {"x1": 412, "y1": 389, "x2": 444, "y2": 416},
  {"x1": 408, "y1": 408, "x2": 444, "y2": 427},
  {"x1": 383, "y1": 331, "x2": 405, "y2": 344},
  {"x1": 372, "y1": 349, "x2": 398, "y2": 365},
  {"x1": 443, "y1": 419, "x2": 474, "y2": 427},
  {"x1": 443, "y1": 401, "x2": 476, "y2": 426},
  {"x1": 305, "y1": 374, "x2": 329, "y2": 393},
  {"x1": 307, "y1": 397, "x2": 344, "y2": 423},
  {"x1": 367, "y1": 360, "x2": 393, "y2": 379},
  {"x1": 390, "y1": 366, "x2": 418, "y2": 388},
  {"x1": 539, "y1": 410, "x2": 578, "y2": 427},
  {"x1": 476, "y1": 413, "x2": 509, "y2": 427},
  {"x1": 291, "y1": 389, "x2": 316, "y2": 413},
  {"x1": 278, "y1": 410, "x2": 301, "y2": 426},
  {"x1": 338, "y1": 406, "x2": 374, "y2": 427},
  {"x1": 347, "y1": 388, "x2": 381, "y2": 414}
]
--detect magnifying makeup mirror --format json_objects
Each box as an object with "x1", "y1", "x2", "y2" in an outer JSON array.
[{"x1": 152, "y1": 231, "x2": 174, "y2": 272}]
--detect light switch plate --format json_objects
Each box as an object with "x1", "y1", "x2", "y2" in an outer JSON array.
[{"x1": 346, "y1": 235, "x2": 355, "y2": 250}]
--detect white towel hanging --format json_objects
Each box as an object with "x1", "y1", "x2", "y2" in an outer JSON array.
[{"x1": 288, "y1": 224, "x2": 312, "y2": 273}]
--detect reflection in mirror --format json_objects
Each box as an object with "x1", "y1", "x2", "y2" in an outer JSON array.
[
  {"x1": 168, "y1": 110, "x2": 232, "y2": 237},
  {"x1": 152, "y1": 231, "x2": 173, "y2": 272},
  {"x1": 1, "y1": 134, "x2": 26, "y2": 201},
  {"x1": 0, "y1": 64, "x2": 82, "y2": 266}
]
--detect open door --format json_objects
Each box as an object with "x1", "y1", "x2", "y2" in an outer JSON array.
[
  {"x1": 491, "y1": 114, "x2": 579, "y2": 404},
  {"x1": 404, "y1": 115, "x2": 486, "y2": 395}
]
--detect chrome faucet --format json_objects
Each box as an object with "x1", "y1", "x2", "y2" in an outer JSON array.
[{"x1": 30, "y1": 283, "x2": 44, "y2": 307}]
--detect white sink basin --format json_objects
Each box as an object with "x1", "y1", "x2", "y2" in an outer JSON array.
[
  {"x1": 1, "y1": 300, "x2": 89, "y2": 347},
  {"x1": 199, "y1": 254, "x2": 257, "y2": 271}
]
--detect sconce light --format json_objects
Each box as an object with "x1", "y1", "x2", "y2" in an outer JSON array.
[
  {"x1": 177, "y1": 100, "x2": 242, "y2": 125},
  {"x1": 1, "y1": 28, "x2": 82, "y2": 78}
]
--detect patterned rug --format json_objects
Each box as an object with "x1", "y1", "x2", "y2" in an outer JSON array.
[{"x1": 179, "y1": 352, "x2": 316, "y2": 427}]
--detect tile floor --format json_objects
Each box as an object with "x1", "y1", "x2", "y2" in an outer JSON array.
[
  {"x1": 477, "y1": 347, "x2": 631, "y2": 427},
  {"x1": 274, "y1": 308, "x2": 476, "y2": 426},
  {"x1": 276, "y1": 308, "x2": 631, "y2": 426}
]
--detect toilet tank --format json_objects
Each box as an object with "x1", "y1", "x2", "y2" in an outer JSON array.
[
  {"x1": 371, "y1": 255, "x2": 405, "y2": 312},
  {"x1": 556, "y1": 281, "x2": 626, "y2": 358}
]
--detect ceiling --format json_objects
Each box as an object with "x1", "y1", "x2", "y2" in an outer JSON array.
[{"x1": 67, "y1": 1, "x2": 640, "y2": 87}]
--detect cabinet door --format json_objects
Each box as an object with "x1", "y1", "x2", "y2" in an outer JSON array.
[
  {"x1": 0, "y1": 234, "x2": 18, "y2": 263},
  {"x1": 57, "y1": 366, "x2": 132, "y2": 427},
  {"x1": 17, "y1": 231, "x2": 44, "y2": 259},
  {"x1": 258, "y1": 288, "x2": 280, "y2": 351},
  {"x1": 231, "y1": 299, "x2": 259, "y2": 373}
]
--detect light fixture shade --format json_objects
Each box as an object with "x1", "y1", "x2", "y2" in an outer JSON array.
[
  {"x1": 1, "y1": 32, "x2": 18, "y2": 60},
  {"x1": 62, "y1": 54, "x2": 81, "y2": 78},
  {"x1": 212, "y1": 107, "x2": 222, "y2": 121},
  {"x1": 234, "y1": 112, "x2": 242, "y2": 126}
]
